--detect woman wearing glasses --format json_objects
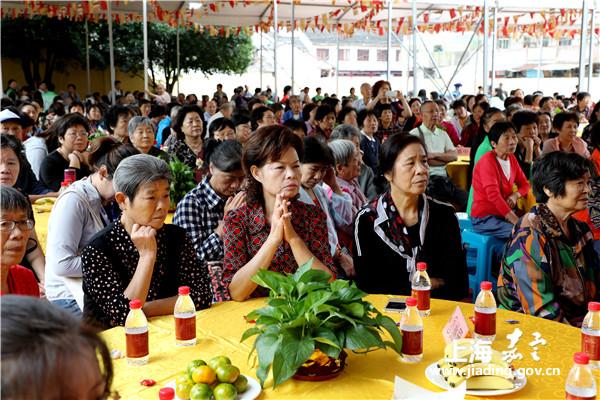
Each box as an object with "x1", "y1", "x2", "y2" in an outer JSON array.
[
  {"x1": 0, "y1": 185, "x2": 39, "y2": 296},
  {"x1": 40, "y1": 114, "x2": 91, "y2": 191}
]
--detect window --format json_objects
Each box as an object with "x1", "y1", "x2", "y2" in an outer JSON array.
[
  {"x1": 498, "y1": 38, "x2": 510, "y2": 49},
  {"x1": 396, "y1": 49, "x2": 402, "y2": 61},
  {"x1": 357, "y1": 49, "x2": 370, "y2": 61},
  {"x1": 320, "y1": 69, "x2": 330, "y2": 78},
  {"x1": 523, "y1": 36, "x2": 539, "y2": 48},
  {"x1": 338, "y1": 49, "x2": 349, "y2": 61},
  {"x1": 559, "y1": 37, "x2": 572, "y2": 47},
  {"x1": 433, "y1": 45, "x2": 443, "y2": 53},
  {"x1": 377, "y1": 50, "x2": 388, "y2": 62},
  {"x1": 317, "y1": 48, "x2": 329, "y2": 61},
  {"x1": 542, "y1": 37, "x2": 551, "y2": 47}
]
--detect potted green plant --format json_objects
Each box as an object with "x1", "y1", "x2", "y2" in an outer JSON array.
[
  {"x1": 168, "y1": 158, "x2": 196, "y2": 210},
  {"x1": 241, "y1": 260, "x2": 403, "y2": 388}
]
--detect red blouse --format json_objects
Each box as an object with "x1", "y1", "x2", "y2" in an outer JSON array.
[
  {"x1": 222, "y1": 200, "x2": 336, "y2": 298},
  {"x1": 1, "y1": 265, "x2": 40, "y2": 297}
]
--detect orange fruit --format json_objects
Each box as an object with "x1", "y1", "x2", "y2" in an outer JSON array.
[
  {"x1": 191, "y1": 365, "x2": 216, "y2": 384},
  {"x1": 213, "y1": 383, "x2": 237, "y2": 400},
  {"x1": 208, "y1": 355, "x2": 231, "y2": 371},
  {"x1": 233, "y1": 374, "x2": 248, "y2": 393}
]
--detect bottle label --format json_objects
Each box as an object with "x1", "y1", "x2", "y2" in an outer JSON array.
[
  {"x1": 582, "y1": 332, "x2": 600, "y2": 361},
  {"x1": 401, "y1": 326, "x2": 423, "y2": 356},
  {"x1": 175, "y1": 315, "x2": 196, "y2": 341},
  {"x1": 126, "y1": 331, "x2": 149, "y2": 358},
  {"x1": 474, "y1": 310, "x2": 496, "y2": 336},
  {"x1": 566, "y1": 394, "x2": 597, "y2": 400},
  {"x1": 411, "y1": 288, "x2": 430, "y2": 311}
]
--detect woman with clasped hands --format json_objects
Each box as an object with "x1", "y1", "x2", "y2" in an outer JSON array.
[
  {"x1": 81, "y1": 154, "x2": 212, "y2": 328},
  {"x1": 222, "y1": 125, "x2": 336, "y2": 301}
]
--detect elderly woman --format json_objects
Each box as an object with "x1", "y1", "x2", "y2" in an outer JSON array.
[
  {"x1": 498, "y1": 152, "x2": 600, "y2": 327},
  {"x1": 81, "y1": 154, "x2": 212, "y2": 327},
  {"x1": 542, "y1": 112, "x2": 590, "y2": 158},
  {"x1": 104, "y1": 105, "x2": 133, "y2": 144},
  {"x1": 46, "y1": 137, "x2": 138, "y2": 316},
  {"x1": 299, "y1": 136, "x2": 354, "y2": 277},
  {"x1": 1, "y1": 135, "x2": 46, "y2": 285},
  {"x1": 174, "y1": 140, "x2": 245, "y2": 264},
  {"x1": 1, "y1": 296, "x2": 113, "y2": 398},
  {"x1": 471, "y1": 121, "x2": 530, "y2": 240},
  {"x1": 222, "y1": 125, "x2": 336, "y2": 301},
  {"x1": 0, "y1": 186, "x2": 39, "y2": 296},
  {"x1": 165, "y1": 105, "x2": 204, "y2": 173},
  {"x1": 40, "y1": 113, "x2": 91, "y2": 191},
  {"x1": 329, "y1": 139, "x2": 367, "y2": 215},
  {"x1": 127, "y1": 116, "x2": 170, "y2": 160},
  {"x1": 311, "y1": 105, "x2": 336, "y2": 141},
  {"x1": 353, "y1": 134, "x2": 468, "y2": 299},
  {"x1": 208, "y1": 118, "x2": 236, "y2": 141}
]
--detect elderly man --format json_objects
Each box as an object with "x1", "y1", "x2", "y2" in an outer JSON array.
[
  {"x1": 147, "y1": 84, "x2": 172, "y2": 106},
  {"x1": 409, "y1": 101, "x2": 466, "y2": 210},
  {"x1": 352, "y1": 83, "x2": 372, "y2": 111}
]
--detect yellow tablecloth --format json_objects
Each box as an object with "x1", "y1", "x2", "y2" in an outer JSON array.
[
  {"x1": 101, "y1": 295, "x2": 596, "y2": 400},
  {"x1": 32, "y1": 203, "x2": 173, "y2": 252}
]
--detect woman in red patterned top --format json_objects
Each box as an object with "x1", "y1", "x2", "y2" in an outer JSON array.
[
  {"x1": 222, "y1": 125, "x2": 336, "y2": 300},
  {"x1": 1, "y1": 186, "x2": 40, "y2": 297}
]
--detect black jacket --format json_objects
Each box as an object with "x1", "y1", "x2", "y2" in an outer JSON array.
[{"x1": 353, "y1": 194, "x2": 469, "y2": 300}]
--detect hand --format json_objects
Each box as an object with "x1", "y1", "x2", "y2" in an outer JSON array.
[
  {"x1": 323, "y1": 167, "x2": 339, "y2": 192},
  {"x1": 224, "y1": 191, "x2": 246, "y2": 215},
  {"x1": 506, "y1": 192, "x2": 520, "y2": 209},
  {"x1": 397, "y1": 90, "x2": 405, "y2": 100},
  {"x1": 280, "y1": 196, "x2": 299, "y2": 244},
  {"x1": 130, "y1": 224, "x2": 157, "y2": 259},
  {"x1": 430, "y1": 278, "x2": 444, "y2": 290},
  {"x1": 267, "y1": 194, "x2": 288, "y2": 245},
  {"x1": 338, "y1": 252, "x2": 355, "y2": 277},
  {"x1": 38, "y1": 282, "x2": 46, "y2": 299},
  {"x1": 532, "y1": 135, "x2": 541, "y2": 148}
]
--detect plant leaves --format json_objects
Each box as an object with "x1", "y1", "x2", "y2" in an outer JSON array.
[
  {"x1": 376, "y1": 314, "x2": 403, "y2": 355},
  {"x1": 271, "y1": 331, "x2": 315, "y2": 388},
  {"x1": 292, "y1": 258, "x2": 314, "y2": 281},
  {"x1": 255, "y1": 333, "x2": 282, "y2": 387},
  {"x1": 241, "y1": 327, "x2": 262, "y2": 343},
  {"x1": 252, "y1": 270, "x2": 290, "y2": 294},
  {"x1": 343, "y1": 325, "x2": 384, "y2": 351}
]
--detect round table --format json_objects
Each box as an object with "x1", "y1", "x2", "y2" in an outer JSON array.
[{"x1": 100, "y1": 295, "x2": 595, "y2": 400}]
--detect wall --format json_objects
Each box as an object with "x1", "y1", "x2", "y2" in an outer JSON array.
[{"x1": 1, "y1": 57, "x2": 145, "y2": 97}]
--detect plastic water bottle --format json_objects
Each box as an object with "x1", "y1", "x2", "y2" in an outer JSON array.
[
  {"x1": 400, "y1": 297, "x2": 423, "y2": 363},
  {"x1": 411, "y1": 262, "x2": 431, "y2": 317},
  {"x1": 581, "y1": 302, "x2": 600, "y2": 369},
  {"x1": 174, "y1": 286, "x2": 196, "y2": 346},
  {"x1": 125, "y1": 299, "x2": 149, "y2": 365},
  {"x1": 565, "y1": 352, "x2": 597, "y2": 400},
  {"x1": 474, "y1": 281, "x2": 496, "y2": 341}
]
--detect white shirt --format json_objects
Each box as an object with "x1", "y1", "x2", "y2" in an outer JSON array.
[
  {"x1": 409, "y1": 124, "x2": 456, "y2": 177},
  {"x1": 497, "y1": 156, "x2": 511, "y2": 180},
  {"x1": 24, "y1": 136, "x2": 47, "y2": 179},
  {"x1": 155, "y1": 92, "x2": 172, "y2": 106}
]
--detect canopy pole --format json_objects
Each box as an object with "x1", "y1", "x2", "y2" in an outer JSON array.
[
  {"x1": 143, "y1": 0, "x2": 149, "y2": 99},
  {"x1": 412, "y1": 0, "x2": 417, "y2": 96},
  {"x1": 176, "y1": 16, "x2": 180, "y2": 95},
  {"x1": 490, "y1": 4, "x2": 497, "y2": 96},
  {"x1": 537, "y1": 34, "x2": 543, "y2": 91},
  {"x1": 260, "y1": 30, "x2": 263, "y2": 89},
  {"x1": 386, "y1": 0, "x2": 392, "y2": 81},
  {"x1": 483, "y1": 0, "x2": 489, "y2": 95},
  {"x1": 85, "y1": 20, "x2": 91, "y2": 96},
  {"x1": 291, "y1": 0, "x2": 295, "y2": 94},
  {"x1": 587, "y1": 8, "x2": 596, "y2": 92},
  {"x1": 273, "y1": 0, "x2": 278, "y2": 101},
  {"x1": 578, "y1": 0, "x2": 588, "y2": 92},
  {"x1": 108, "y1": 0, "x2": 116, "y2": 105},
  {"x1": 336, "y1": 26, "x2": 340, "y2": 95}
]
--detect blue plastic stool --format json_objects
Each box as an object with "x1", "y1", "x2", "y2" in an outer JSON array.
[
  {"x1": 456, "y1": 212, "x2": 472, "y2": 232},
  {"x1": 461, "y1": 229, "x2": 506, "y2": 302}
]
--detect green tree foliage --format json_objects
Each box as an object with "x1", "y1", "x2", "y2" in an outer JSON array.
[{"x1": 1, "y1": 16, "x2": 253, "y2": 92}]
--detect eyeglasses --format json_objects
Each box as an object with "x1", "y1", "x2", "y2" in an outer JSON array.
[
  {"x1": 65, "y1": 131, "x2": 88, "y2": 138},
  {"x1": 0, "y1": 219, "x2": 35, "y2": 232}
]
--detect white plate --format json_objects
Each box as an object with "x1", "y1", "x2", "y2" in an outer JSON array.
[
  {"x1": 424, "y1": 362, "x2": 527, "y2": 397},
  {"x1": 166, "y1": 374, "x2": 261, "y2": 400}
]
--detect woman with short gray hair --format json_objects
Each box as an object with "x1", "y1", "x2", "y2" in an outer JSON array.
[
  {"x1": 328, "y1": 139, "x2": 368, "y2": 217},
  {"x1": 331, "y1": 124, "x2": 377, "y2": 201},
  {"x1": 127, "y1": 116, "x2": 170, "y2": 161},
  {"x1": 81, "y1": 154, "x2": 212, "y2": 327}
]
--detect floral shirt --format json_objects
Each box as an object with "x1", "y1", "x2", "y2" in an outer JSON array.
[
  {"x1": 498, "y1": 204, "x2": 600, "y2": 327},
  {"x1": 222, "y1": 200, "x2": 336, "y2": 298},
  {"x1": 164, "y1": 136, "x2": 202, "y2": 171}
]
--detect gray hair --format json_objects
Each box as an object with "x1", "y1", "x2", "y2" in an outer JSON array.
[
  {"x1": 0, "y1": 185, "x2": 29, "y2": 213},
  {"x1": 113, "y1": 154, "x2": 172, "y2": 199},
  {"x1": 331, "y1": 124, "x2": 360, "y2": 141},
  {"x1": 328, "y1": 139, "x2": 356, "y2": 167},
  {"x1": 127, "y1": 116, "x2": 155, "y2": 141},
  {"x1": 220, "y1": 102, "x2": 234, "y2": 112},
  {"x1": 170, "y1": 105, "x2": 182, "y2": 120}
]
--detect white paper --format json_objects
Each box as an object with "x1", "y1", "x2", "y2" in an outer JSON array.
[{"x1": 392, "y1": 376, "x2": 466, "y2": 400}]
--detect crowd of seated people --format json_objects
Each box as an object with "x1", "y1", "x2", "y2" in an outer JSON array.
[{"x1": 0, "y1": 77, "x2": 599, "y2": 332}]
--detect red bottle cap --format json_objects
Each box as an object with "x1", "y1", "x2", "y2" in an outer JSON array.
[
  {"x1": 178, "y1": 286, "x2": 190, "y2": 295},
  {"x1": 129, "y1": 299, "x2": 142, "y2": 309},
  {"x1": 417, "y1": 262, "x2": 427, "y2": 271},
  {"x1": 574, "y1": 352, "x2": 590, "y2": 365},
  {"x1": 61, "y1": 181, "x2": 68, "y2": 187},
  {"x1": 406, "y1": 297, "x2": 417, "y2": 307},
  {"x1": 158, "y1": 387, "x2": 175, "y2": 400},
  {"x1": 480, "y1": 281, "x2": 492, "y2": 291},
  {"x1": 589, "y1": 302, "x2": 600, "y2": 312}
]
